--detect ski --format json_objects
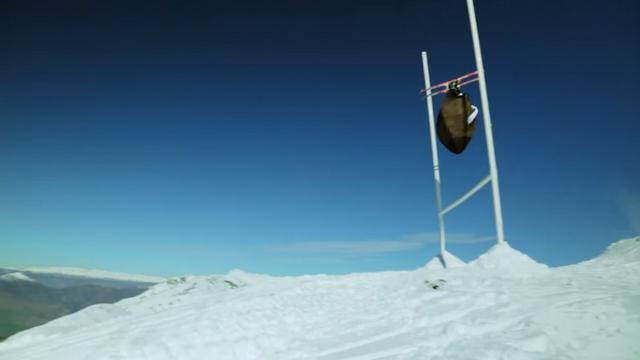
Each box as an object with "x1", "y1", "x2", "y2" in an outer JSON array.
[
  {"x1": 420, "y1": 70, "x2": 478, "y2": 96},
  {"x1": 424, "y1": 77, "x2": 480, "y2": 97}
]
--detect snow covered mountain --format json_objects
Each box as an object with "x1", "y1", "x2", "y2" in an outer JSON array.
[
  {"x1": 0, "y1": 266, "x2": 165, "y2": 289},
  {"x1": 19, "y1": 267, "x2": 165, "y2": 284},
  {"x1": 0, "y1": 272, "x2": 35, "y2": 282},
  {"x1": 1, "y1": 238, "x2": 638, "y2": 359}
]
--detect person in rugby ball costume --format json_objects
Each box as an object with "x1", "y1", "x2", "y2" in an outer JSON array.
[{"x1": 436, "y1": 80, "x2": 479, "y2": 154}]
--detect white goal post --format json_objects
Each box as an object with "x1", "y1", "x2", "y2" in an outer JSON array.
[{"x1": 420, "y1": 0, "x2": 506, "y2": 260}]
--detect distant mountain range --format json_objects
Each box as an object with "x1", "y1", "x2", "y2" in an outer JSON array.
[{"x1": 0, "y1": 267, "x2": 165, "y2": 341}]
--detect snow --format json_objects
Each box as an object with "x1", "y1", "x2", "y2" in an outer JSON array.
[
  {"x1": 20, "y1": 266, "x2": 165, "y2": 283},
  {"x1": 468, "y1": 241, "x2": 549, "y2": 276},
  {"x1": 424, "y1": 250, "x2": 466, "y2": 270},
  {"x1": 1, "y1": 237, "x2": 639, "y2": 360},
  {"x1": 0, "y1": 272, "x2": 35, "y2": 282}
]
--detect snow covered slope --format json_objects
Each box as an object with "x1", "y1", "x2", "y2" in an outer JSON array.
[{"x1": 1, "y1": 238, "x2": 639, "y2": 360}]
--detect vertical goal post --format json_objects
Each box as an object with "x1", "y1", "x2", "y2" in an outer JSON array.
[{"x1": 420, "y1": 0, "x2": 506, "y2": 262}]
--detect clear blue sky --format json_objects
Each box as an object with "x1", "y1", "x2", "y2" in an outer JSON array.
[{"x1": 1, "y1": 0, "x2": 638, "y2": 276}]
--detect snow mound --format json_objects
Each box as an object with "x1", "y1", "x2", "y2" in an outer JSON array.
[
  {"x1": 0, "y1": 272, "x2": 35, "y2": 282},
  {"x1": 425, "y1": 250, "x2": 466, "y2": 270},
  {"x1": 591, "y1": 236, "x2": 640, "y2": 265},
  {"x1": 469, "y1": 242, "x2": 548, "y2": 276}
]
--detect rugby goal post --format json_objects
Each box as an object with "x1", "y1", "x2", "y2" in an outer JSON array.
[{"x1": 421, "y1": 0, "x2": 506, "y2": 261}]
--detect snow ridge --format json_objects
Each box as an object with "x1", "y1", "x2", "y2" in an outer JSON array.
[{"x1": 590, "y1": 236, "x2": 640, "y2": 265}]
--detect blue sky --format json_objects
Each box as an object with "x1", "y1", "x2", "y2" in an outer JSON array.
[{"x1": 1, "y1": 0, "x2": 638, "y2": 276}]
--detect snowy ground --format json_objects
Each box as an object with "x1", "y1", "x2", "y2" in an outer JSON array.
[{"x1": 1, "y1": 238, "x2": 639, "y2": 360}]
